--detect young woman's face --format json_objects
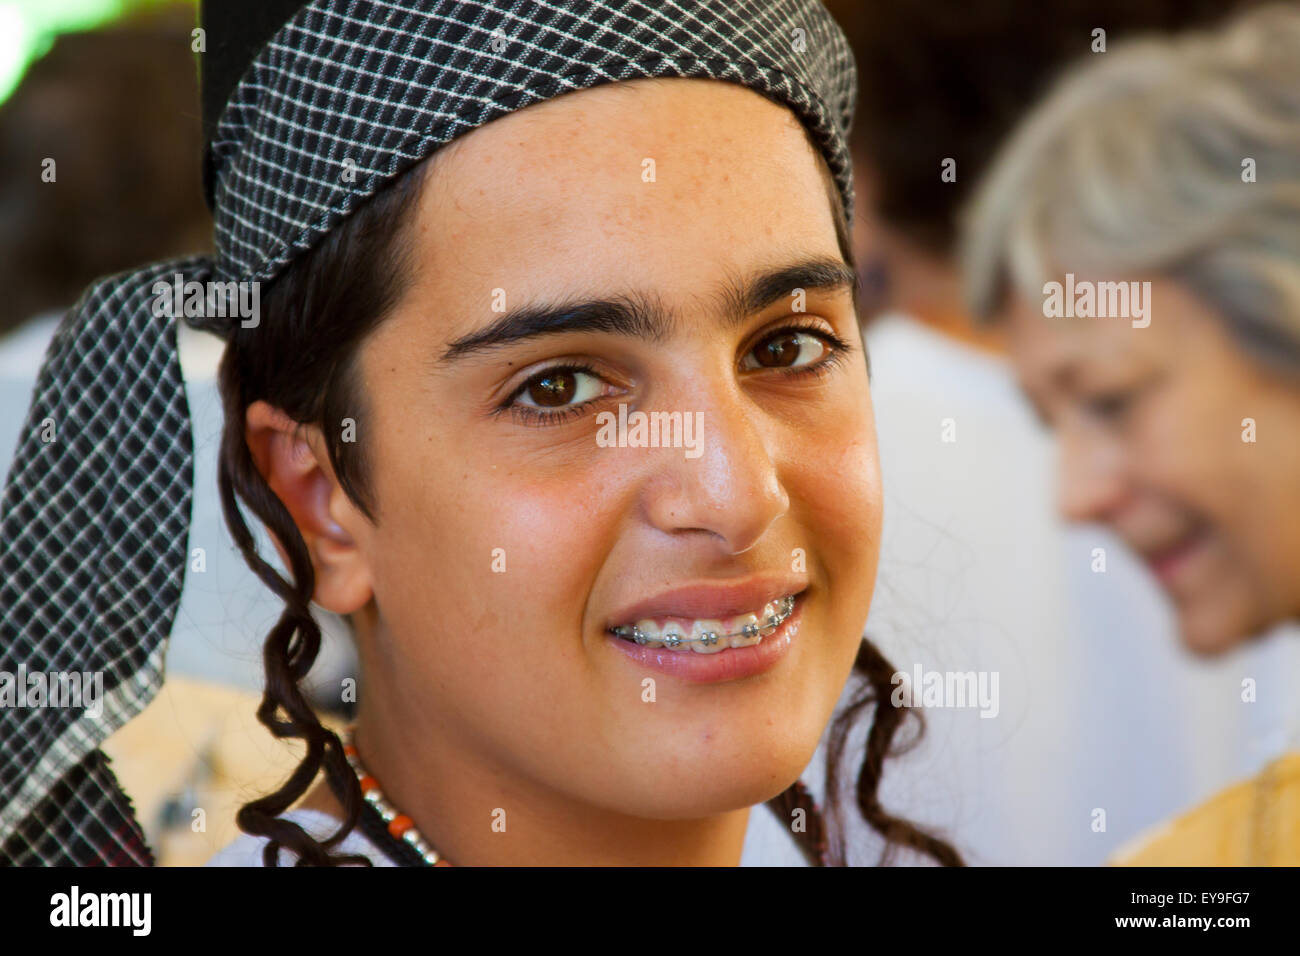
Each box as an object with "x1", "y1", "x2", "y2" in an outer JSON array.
[
  {"x1": 1004, "y1": 276, "x2": 1300, "y2": 653},
  {"x1": 333, "y1": 78, "x2": 881, "y2": 821}
]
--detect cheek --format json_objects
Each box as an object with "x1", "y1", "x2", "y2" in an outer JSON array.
[
  {"x1": 793, "y1": 389, "x2": 882, "y2": 588},
  {"x1": 369, "y1": 442, "x2": 613, "y2": 636},
  {"x1": 1136, "y1": 371, "x2": 1260, "y2": 525},
  {"x1": 359, "y1": 440, "x2": 622, "y2": 758},
  {"x1": 1133, "y1": 391, "x2": 1216, "y2": 500}
]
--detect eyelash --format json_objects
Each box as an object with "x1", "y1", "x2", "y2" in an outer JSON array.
[{"x1": 494, "y1": 321, "x2": 852, "y2": 427}]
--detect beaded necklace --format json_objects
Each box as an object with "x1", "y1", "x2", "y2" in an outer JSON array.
[
  {"x1": 342, "y1": 724, "x2": 829, "y2": 866},
  {"x1": 342, "y1": 726, "x2": 452, "y2": 866}
]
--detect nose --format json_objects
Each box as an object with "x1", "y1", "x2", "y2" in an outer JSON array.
[
  {"x1": 1056, "y1": 420, "x2": 1128, "y2": 524},
  {"x1": 640, "y1": 380, "x2": 790, "y2": 556}
]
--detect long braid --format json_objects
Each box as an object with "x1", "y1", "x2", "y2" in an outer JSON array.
[
  {"x1": 212, "y1": 158, "x2": 431, "y2": 866},
  {"x1": 824, "y1": 640, "x2": 965, "y2": 866},
  {"x1": 217, "y1": 343, "x2": 372, "y2": 867}
]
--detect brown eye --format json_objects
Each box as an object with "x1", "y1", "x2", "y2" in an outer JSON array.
[
  {"x1": 756, "y1": 331, "x2": 800, "y2": 368},
  {"x1": 526, "y1": 371, "x2": 577, "y2": 407},
  {"x1": 743, "y1": 330, "x2": 828, "y2": 370},
  {"x1": 1084, "y1": 389, "x2": 1136, "y2": 422},
  {"x1": 514, "y1": 366, "x2": 605, "y2": 410}
]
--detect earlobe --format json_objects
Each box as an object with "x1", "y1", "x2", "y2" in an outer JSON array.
[{"x1": 244, "y1": 400, "x2": 374, "y2": 615}]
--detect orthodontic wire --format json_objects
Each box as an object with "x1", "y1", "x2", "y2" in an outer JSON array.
[{"x1": 610, "y1": 595, "x2": 797, "y2": 646}]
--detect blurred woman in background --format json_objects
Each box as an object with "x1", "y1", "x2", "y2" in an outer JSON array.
[{"x1": 962, "y1": 2, "x2": 1300, "y2": 862}]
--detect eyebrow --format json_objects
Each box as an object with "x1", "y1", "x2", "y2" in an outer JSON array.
[{"x1": 436, "y1": 255, "x2": 859, "y2": 364}]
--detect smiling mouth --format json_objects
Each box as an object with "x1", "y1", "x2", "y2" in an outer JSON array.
[
  {"x1": 607, "y1": 594, "x2": 799, "y2": 654},
  {"x1": 1144, "y1": 526, "x2": 1210, "y2": 582}
]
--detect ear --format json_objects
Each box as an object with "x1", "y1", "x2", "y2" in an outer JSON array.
[{"x1": 243, "y1": 400, "x2": 374, "y2": 615}]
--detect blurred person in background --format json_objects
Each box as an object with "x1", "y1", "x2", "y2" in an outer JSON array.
[
  {"x1": 0, "y1": 3, "x2": 211, "y2": 340},
  {"x1": 962, "y1": 2, "x2": 1300, "y2": 863},
  {"x1": 821, "y1": 0, "x2": 1284, "y2": 865}
]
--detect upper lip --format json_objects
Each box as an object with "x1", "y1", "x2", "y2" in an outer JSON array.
[{"x1": 605, "y1": 575, "x2": 809, "y2": 629}]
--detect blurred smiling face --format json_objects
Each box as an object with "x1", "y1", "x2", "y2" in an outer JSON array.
[
  {"x1": 1005, "y1": 276, "x2": 1300, "y2": 654},
  {"x1": 319, "y1": 78, "x2": 881, "y2": 837}
]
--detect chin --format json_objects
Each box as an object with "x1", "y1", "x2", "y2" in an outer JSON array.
[
  {"x1": 616, "y1": 734, "x2": 822, "y2": 821},
  {"x1": 1175, "y1": 599, "x2": 1264, "y2": 656},
  {"x1": 642, "y1": 771, "x2": 809, "y2": 821}
]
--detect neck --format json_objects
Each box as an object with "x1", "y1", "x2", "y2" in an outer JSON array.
[{"x1": 349, "y1": 691, "x2": 751, "y2": 865}]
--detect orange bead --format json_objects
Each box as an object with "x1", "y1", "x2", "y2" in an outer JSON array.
[
  {"x1": 343, "y1": 744, "x2": 358, "y2": 757},
  {"x1": 388, "y1": 814, "x2": 414, "y2": 837},
  {"x1": 435, "y1": 859, "x2": 454, "y2": 867},
  {"x1": 359, "y1": 775, "x2": 378, "y2": 793}
]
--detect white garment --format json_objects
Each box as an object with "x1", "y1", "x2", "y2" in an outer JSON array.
[{"x1": 205, "y1": 808, "x2": 396, "y2": 867}]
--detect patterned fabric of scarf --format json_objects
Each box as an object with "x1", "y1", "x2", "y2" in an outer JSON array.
[{"x1": 0, "y1": 0, "x2": 856, "y2": 865}]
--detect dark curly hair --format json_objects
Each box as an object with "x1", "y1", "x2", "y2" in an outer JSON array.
[{"x1": 214, "y1": 137, "x2": 965, "y2": 868}]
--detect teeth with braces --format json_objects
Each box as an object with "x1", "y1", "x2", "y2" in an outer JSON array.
[{"x1": 610, "y1": 594, "x2": 797, "y2": 648}]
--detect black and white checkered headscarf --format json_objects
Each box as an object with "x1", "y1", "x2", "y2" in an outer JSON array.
[{"x1": 0, "y1": 0, "x2": 856, "y2": 865}]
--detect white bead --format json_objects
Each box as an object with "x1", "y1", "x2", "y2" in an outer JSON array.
[{"x1": 345, "y1": 726, "x2": 446, "y2": 865}]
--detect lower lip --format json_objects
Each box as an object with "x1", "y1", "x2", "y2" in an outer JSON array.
[
  {"x1": 604, "y1": 596, "x2": 803, "y2": 684},
  {"x1": 1148, "y1": 530, "x2": 1209, "y2": 587}
]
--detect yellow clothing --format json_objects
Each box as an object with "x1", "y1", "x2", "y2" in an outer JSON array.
[
  {"x1": 102, "y1": 675, "x2": 346, "y2": 866},
  {"x1": 1111, "y1": 751, "x2": 1300, "y2": 866}
]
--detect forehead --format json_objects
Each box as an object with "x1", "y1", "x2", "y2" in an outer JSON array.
[
  {"x1": 409, "y1": 77, "x2": 841, "y2": 309},
  {"x1": 1005, "y1": 279, "x2": 1178, "y2": 378}
]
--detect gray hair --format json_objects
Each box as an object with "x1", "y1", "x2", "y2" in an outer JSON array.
[{"x1": 959, "y1": 2, "x2": 1300, "y2": 377}]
